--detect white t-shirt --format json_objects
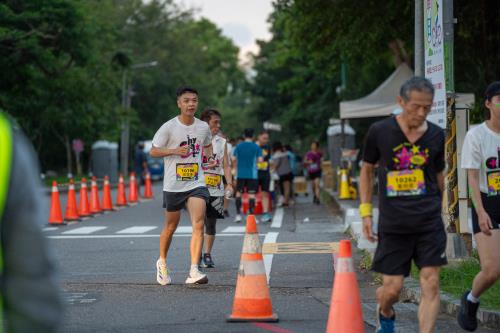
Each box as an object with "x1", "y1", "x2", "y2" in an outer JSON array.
[
  {"x1": 152, "y1": 117, "x2": 212, "y2": 192},
  {"x1": 461, "y1": 122, "x2": 500, "y2": 195},
  {"x1": 203, "y1": 134, "x2": 226, "y2": 197}
]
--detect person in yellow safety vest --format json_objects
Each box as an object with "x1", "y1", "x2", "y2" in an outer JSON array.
[{"x1": 0, "y1": 111, "x2": 62, "y2": 332}]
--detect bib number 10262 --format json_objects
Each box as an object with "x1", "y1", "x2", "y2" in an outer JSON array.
[{"x1": 386, "y1": 169, "x2": 426, "y2": 197}]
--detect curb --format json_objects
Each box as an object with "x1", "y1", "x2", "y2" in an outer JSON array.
[
  {"x1": 322, "y1": 186, "x2": 500, "y2": 330},
  {"x1": 401, "y1": 280, "x2": 500, "y2": 330}
]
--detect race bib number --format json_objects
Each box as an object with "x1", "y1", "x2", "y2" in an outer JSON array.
[
  {"x1": 257, "y1": 161, "x2": 269, "y2": 170},
  {"x1": 386, "y1": 169, "x2": 426, "y2": 197},
  {"x1": 308, "y1": 163, "x2": 319, "y2": 172},
  {"x1": 176, "y1": 163, "x2": 198, "y2": 181},
  {"x1": 205, "y1": 173, "x2": 222, "y2": 188},
  {"x1": 487, "y1": 171, "x2": 500, "y2": 195}
]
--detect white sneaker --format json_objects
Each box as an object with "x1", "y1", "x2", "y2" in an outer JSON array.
[
  {"x1": 156, "y1": 259, "x2": 171, "y2": 285},
  {"x1": 234, "y1": 214, "x2": 242, "y2": 223},
  {"x1": 185, "y1": 267, "x2": 208, "y2": 284}
]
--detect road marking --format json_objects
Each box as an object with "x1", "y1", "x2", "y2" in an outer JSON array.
[
  {"x1": 43, "y1": 227, "x2": 58, "y2": 232},
  {"x1": 263, "y1": 232, "x2": 279, "y2": 283},
  {"x1": 116, "y1": 226, "x2": 157, "y2": 234},
  {"x1": 176, "y1": 226, "x2": 192, "y2": 233},
  {"x1": 221, "y1": 226, "x2": 245, "y2": 233},
  {"x1": 62, "y1": 227, "x2": 107, "y2": 234},
  {"x1": 252, "y1": 323, "x2": 294, "y2": 333},
  {"x1": 270, "y1": 208, "x2": 283, "y2": 228},
  {"x1": 48, "y1": 233, "x2": 266, "y2": 240},
  {"x1": 262, "y1": 242, "x2": 339, "y2": 254}
]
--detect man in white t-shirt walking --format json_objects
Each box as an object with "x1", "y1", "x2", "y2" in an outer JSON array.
[
  {"x1": 458, "y1": 81, "x2": 500, "y2": 331},
  {"x1": 150, "y1": 86, "x2": 216, "y2": 285},
  {"x1": 199, "y1": 108, "x2": 233, "y2": 268}
]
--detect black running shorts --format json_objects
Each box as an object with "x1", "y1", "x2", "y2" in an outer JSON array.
[
  {"x1": 163, "y1": 187, "x2": 210, "y2": 212},
  {"x1": 236, "y1": 178, "x2": 259, "y2": 194},
  {"x1": 258, "y1": 171, "x2": 270, "y2": 192},
  {"x1": 372, "y1": 223, "x2": 448, "y2": 277},
  {"x1": 471, "y1": 192, "x2": 500, "y2": 234},
  {"x1": 206, "y1": 196, "x2": 224, "y2": 219},
  {"x1": 308, "y1": 170, "x2": 322, "y2": 180}
]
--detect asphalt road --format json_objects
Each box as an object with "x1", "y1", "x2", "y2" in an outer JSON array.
[{"x1": 47, "y1": 183, "x2": 372, "y2": 332}]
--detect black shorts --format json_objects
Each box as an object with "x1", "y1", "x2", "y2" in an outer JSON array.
[
  {"x1": 163, "y1": 187, "x2": 210, "y2": 212},
  {"x1": 471, "y1": 192, "x2": 500, "y2": 234},
  {"x1": 308, "y1": 170, "x2": 322, "y2": 180},
  {"x1": 279, "y1": 173, "x2": 293, "y2": 182},
  {"x1": 258, "y1": 171, "x2": 270, "y2": 192},
  {"x1": 207, "y1": 196, "x2": 224, "y2": 219},
  {"x1": 372, "y1": 225, "x2": 448, "y2": 277},
  {"x1": 236, "y1": 178, "x2": 259, "y2": 194}
]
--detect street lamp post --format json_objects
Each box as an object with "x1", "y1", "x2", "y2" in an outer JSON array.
[{"x1": 120, "y1": 61, "x2": 158, "y2": 176}]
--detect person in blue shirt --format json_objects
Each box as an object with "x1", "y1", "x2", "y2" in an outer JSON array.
[{"x1": 232, "y1": 128, "x2": 263, "y2": 223}]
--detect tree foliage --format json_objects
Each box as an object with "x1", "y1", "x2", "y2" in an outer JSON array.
[
  {"x1": 251, "y1": 0, "x2": 500, "y2": 151},
  {"x1": 0, "y1": 0, "x2": 248, "y2": 172}
]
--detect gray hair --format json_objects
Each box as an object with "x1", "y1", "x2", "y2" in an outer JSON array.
[{"x1": 399, "y1": 76, "x2": 435, "y2": 101}]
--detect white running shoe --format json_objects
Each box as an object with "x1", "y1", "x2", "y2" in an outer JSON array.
[
  {"x1": 234, "y1": 214, "x2": 242, "y2": 223},
  {"x1": 185, "y1": 267, "x2": 208, "y2": 284},
  {"x1": 156, "y1": 259, "x2": 171, "y2": 285}
]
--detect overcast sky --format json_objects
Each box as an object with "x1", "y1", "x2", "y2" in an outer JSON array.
[{"x1": 175, "y1": 0, "x2": 274, "y2": 64}]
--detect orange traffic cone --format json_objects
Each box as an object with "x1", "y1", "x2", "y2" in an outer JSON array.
[
  {"x1": 101, "y1": 175, "x2": 114, "y2": 211},
  {"x1": 64, "y1": 179, "x2": 80, "y2": 221},
  {"x1": 144, "y1": 172, "x2": 153, "y2": 199},
  {"x1": 242, "y1": 192, "x2": 249, "y2": 214},
  {"x1": 78, "y1": 178, "x2": 92, "y2": 217},
  {"x1": 325, "y1": 240, "x2": 364, "y2": 333},
  {"x1": 49, "y1": 181, "x2": 65, "y2": 225},
  {"x1": 128, "y1": 172, "x2": 138, "y2": 203},
  {"x1": 116, "y1": 174, "x2": 127, "y2": 206},
  {"x1": 227, "y1": 215, "x2": 278, "y2": 322},
  {"x1": 254, "y1": 190, "x2": 263, "y2": 215},
  {"x1": 89, "y1": 176, "x2": 102, "y2": 214}
]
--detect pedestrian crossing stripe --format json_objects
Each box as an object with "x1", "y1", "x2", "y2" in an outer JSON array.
[
  {"x1": 45, "y1": 226, "x2": 248, "y2": 235},
  {"x1": 262, "y1": 242, "x2": 339, "y2": 254},
  {"x1": 116, "y1": 226, "x2": 157, "y2": 234},
  {"x1": 62, "y1": 227, "x2": 107, "y2": 235}
]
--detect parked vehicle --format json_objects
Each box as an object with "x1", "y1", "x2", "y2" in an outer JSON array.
[{"x1": 143, "y1": 140, "x2": 164, "y2": 180}]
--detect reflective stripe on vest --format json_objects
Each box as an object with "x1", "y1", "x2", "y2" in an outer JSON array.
[{"x1": 0, "y1": 112, "x2": 13, "y2": 332}]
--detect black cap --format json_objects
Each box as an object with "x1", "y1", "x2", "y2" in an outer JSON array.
[{"x1": 485, "y1": 81, "x2": 500, "y2": 101}]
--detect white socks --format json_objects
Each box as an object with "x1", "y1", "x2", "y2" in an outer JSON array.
[
  {"x1": 190, "y1": 264, "x2": 199, "y2": 273},
  {"x1": 467, "y1": 292, "x2": 479, "y2": 303}
]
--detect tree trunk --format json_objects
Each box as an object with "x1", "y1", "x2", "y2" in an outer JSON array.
[{"x1": 65, "y1": 135, "x2": 73, "y2": 176}]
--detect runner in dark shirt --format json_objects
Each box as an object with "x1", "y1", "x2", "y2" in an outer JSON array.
[{"x1": 359, "y1": 77, "x2": 446, "y2": 333}]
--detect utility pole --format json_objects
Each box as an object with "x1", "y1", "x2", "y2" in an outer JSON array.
[
  {"x1": 443, "y1": 0, "x2": 458, "y2": 233},
  {"x1": 119, "y1": 61, "x2": 158, "y2": 176},
  {"x1": 414, "y1": 0, "x2": 424, "y2": 76}
]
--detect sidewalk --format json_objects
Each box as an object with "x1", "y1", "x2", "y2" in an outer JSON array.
[{"x1": 321, "y1": 187, "x2": 500, "y2": 332}]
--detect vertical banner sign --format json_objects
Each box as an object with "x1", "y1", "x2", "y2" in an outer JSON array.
[{"x1": 424, "y1": 0, "x2": 446, "y2": 128}]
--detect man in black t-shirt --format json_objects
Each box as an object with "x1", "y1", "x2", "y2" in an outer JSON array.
[
  {"x1": 359, "y1": 77, "x2": 446, "y2": 333},
  {"x1": 256, "y1": 131, "x2": 272, "y2": 222}
]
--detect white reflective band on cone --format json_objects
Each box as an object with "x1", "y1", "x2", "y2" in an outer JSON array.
[
  {"x1": 238, "y1": 260, "x2": 266, "y2": 276},
  {"x1": 335, "y1": 258, "x2": 354, "y2": 273},
  {"x1": 241, "y1": 233, "x2": 262, "y2": 254}
]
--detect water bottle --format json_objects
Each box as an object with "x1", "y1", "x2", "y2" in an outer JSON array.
[{"x1": 225, "y1": 188, "x2": 233, "y2": 199}]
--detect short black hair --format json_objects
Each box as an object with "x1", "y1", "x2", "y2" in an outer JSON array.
[
  {"x1": 176, "y1": 86, "x2": 198, "y2": 98},
  {"x1": 400, "y1": 77, "x2": 435, "y2": 101},
  {"x1": 485, "y1": 81, "x2": 500, "y2": 101},
  {"x1": 200, "y1": 107, "x2": 221, "y2": 122},
  {"x1": 243, "y1": 128, "x2": 254, "y2": 138},
  {"x1": 272, "y1": 141, "x2": 283, "y2": 152}
]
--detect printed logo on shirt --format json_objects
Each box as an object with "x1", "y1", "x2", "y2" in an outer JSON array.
[
  {"x1": 180, "y1": 135, "x2": 200, "y2": 159},
  {"x1": 387, "y1": 143, "x2": 429, "y2": 197},
  {"x1": 485, "y1": 147, "x2": 500, "y2": 196}
]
